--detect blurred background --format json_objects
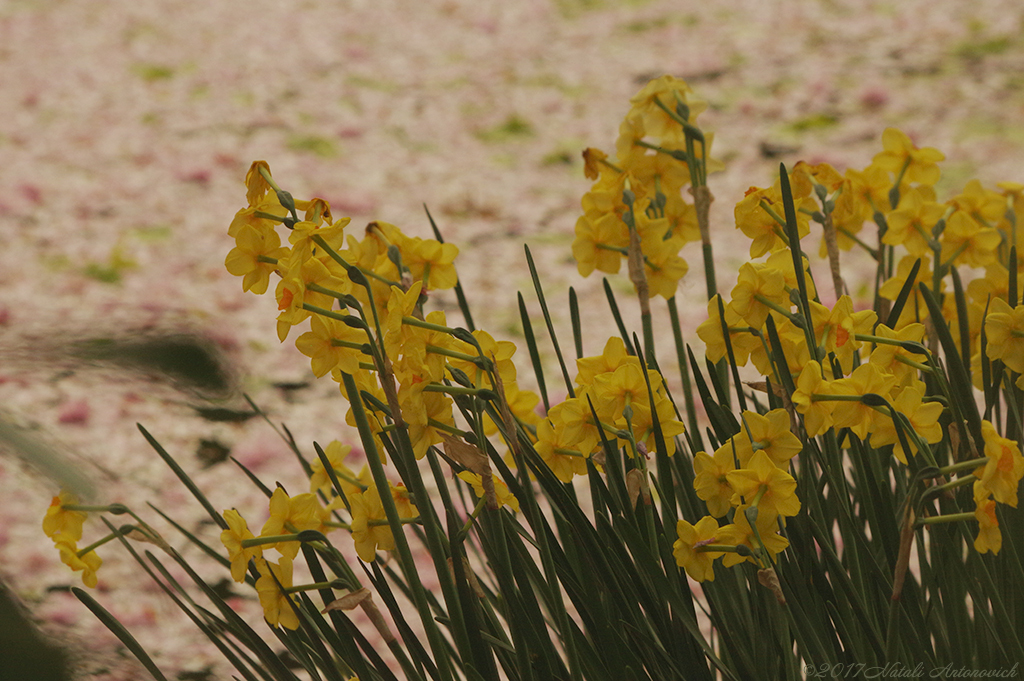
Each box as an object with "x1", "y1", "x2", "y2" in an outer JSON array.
[{"x1": 2, "y1": 0, "x2": 1023, "y2": 677}]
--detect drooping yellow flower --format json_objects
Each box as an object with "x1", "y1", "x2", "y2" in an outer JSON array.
[
  {"x1": 295, "y1": 313, "x2": 368, "y2": 378},
  {"x1": 974, "y1": 420, "x2": 1024, "y2": 507},
  {"x1": 591, "y1": 362, "x2": 654, "y2": 427},
  {"x1": 872, "y1": 128, "x2": 944, "y2": 187},
  {"x1": 55, "y1": 540, "x2": 103, "y2": 589},
  {"x1": 939, "y1": 210, "x2": 1001, "y2": 268},
  {"x1": 405, "y1": 389, "x2": 455, "y2": 459},
  {"x1": 673, "y1": 516, "x2": 724, "y2": 583},
  {"x1": 696, "y1": 295, "x2": 759, "y2": 366},
  {"x1": 950, "y1": 179, "x2": 1007, "y2": 225},
  {"x1": 575, "y1": 337, "x2": 637, "y2": 386},
  {"x1": 546, "y1": 397, "x2": 600, "y2": 457},
  {"x1": 868, "y1": 322, "x2": 927, "y2": 386},
  {"x1": 984, "y1": 297, "x2": 1024, "y2": 375},
  {"x1": 43, "y1": 490, "x2": 87, "y2": 544},
  {"x1": 383, "y1": 281, "x2": 424, "y2": 358},
  {"x1": 244, "y1": 160, "x2": 273, "y2": 207},
  {"x1": 349, "y1": 483, "x2": 418, "y2": 563},
  {"x1": 221, "y1": 509, "x2": 262, "y2": 583},
  {"x1": 403, "y1": 236, "x2": 460, "y2": 290},
  {"x1": 255, "y1": 556, "x2": 300, "y2": 630},
  {"x1": 573, "y1": 212, "x2": 628, "y2": 277},
  {"x1": 261, "y1": 488, "x2": 330, "y2": 559},
  {"x1": 628, "y1": 75, "x2": 707, "y2": 142},
  {"x1": 734, "y1": 185, "x2": 813, "y2": 258},
  {"x1": 791, "y1": 360, "x2": 835, "y2": 437},
  {"x1": 457, "y1": 471, "x2": 520, "y2": 513},
  {"x1": 830, "y1": 363, "x2": 898, "y2": 440},
  {"x1": 228, "y1": 192, "x2": 288, "y2": 239},
  {"x1": 809, "y1": 296, "x2": 877, "y2": 375},
  {"x1": 867, "y1": 383, "x2": 944, "y2": 464},
  {"x1": 973, "y1": 482, "x2": 1002, "y2": 555},
  {"x1": 637, "y1": 213, "x2": 688, "y2": 299},
  {"x1": 717, "y1": 507, "x2": 790, "y2": 568},
  {"x1": 288, "y1": 217, "x2": 350, "y2": 264},
  {"x1": 882, "y1": 187, "x2": 946, "y2": 257}
]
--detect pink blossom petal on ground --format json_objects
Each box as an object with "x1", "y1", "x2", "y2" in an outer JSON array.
[{"x1": 57, "y1": 400, "x2": 91, "y2": 425}]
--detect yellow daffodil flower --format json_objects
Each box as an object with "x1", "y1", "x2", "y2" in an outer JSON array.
[
  {"x1": 457, "y1": 471, "x2": 520, "y2": 513},
  {"x1": 255, "y1": 557, "x2": 300, "y2": 630},
  {"x1": 673, "y1": 516, "x2": 724, "y2": 582},
  {"x1": 220, "y1": 509, "x2": 262, "y2": 583},
  {"x1": 55, "y1": 540, "x2": 103, "y2": 589},
  {"x1": 692, "y1": 447, "x2": 737, "y2": 518},
  {"x1": 225, "y1": 225, "x2": 290, "y2": 295},
  {"x1": 973, "y1": 482, "x2": 1002, "y2": 555},
  {"x1": 726, "y1": 451, "x2": 801, "y2": 520},
  {"x1": 43, "y1": 490, "x2": 87, "y2": 544},
  {"x1": 974, "y1": 420, "x2": 1024, "y2": 507}
]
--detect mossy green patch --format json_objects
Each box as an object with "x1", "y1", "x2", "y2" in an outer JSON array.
[
  {"x1": 787, "y1": 113, "x2": 839, "y2": 133},
  {"x1": 287, "y1": 135, "x2": 338, "y2": 158},
  {"x1": 132, "y1": 63, "x2": 175, "y2": 82},
  {"x1": 476, "y1": 115, "x2": 534, "y2": 143}
]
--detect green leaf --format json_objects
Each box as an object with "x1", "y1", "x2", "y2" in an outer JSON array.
[{"x1": 72, "y1": 587, "x2": 170, "y2": 681}]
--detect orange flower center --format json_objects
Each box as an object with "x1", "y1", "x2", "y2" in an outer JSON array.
[
  {"x1": 278, "y1": 288, "x2": 294, "y2": 311},
  {"x1": 998, "y1": 444, "x2": 1015, "y2": 472}
]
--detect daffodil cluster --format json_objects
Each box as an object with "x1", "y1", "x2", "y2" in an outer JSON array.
[
  {"x1": 536, "y1": 337, "x2": 685, "y2": 482},
  {"x1": 689, "y1": 128, "x2": 1024, "y2": 561},
  {"x1": 223, "y1": 164, "x2": 543, "y2": 628},
  {"x1": 573, "y1": 75, "x2": 723, "y2": 299}
]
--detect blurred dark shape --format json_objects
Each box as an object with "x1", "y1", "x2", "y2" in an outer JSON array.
[
  {"x1": 192, "y1": 406, "x2": 258, "y2": 422},
  {"x1": 68, "y1": 333, "x2": 235, "y2": 400},
  {"x1": 759, "y1": 140, "x2": 802, "y2": 159},
  {"x1": 0, "y1": 578, "x2": 72, "y2": 681},
  {"x1": 196, "y1": 438, "x2": 231, "y2": 468}
]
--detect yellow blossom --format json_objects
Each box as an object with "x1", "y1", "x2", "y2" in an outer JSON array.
[
  {"x1": 872, "y1": 128, "x2": 944, "y2": 187},
  {"x1": 974, "y1": 420, "x2": 1024, "y2": 507},
  {"x1": 740, "y1": 409, "x2": 802, "y2": 467},
  {"x1": 973, "y1": 482, "x2": 1001, "y2": 555},
  {"x1": 692, "y1": 447, "x2": 736, "y2": 518},
  {"x1": 726, "y1": 451, "x2": 801, "y2": 520},
  {"x1": 254, "y1": 556, "x2": 300, "y2": 630},
  {"x1": 791, "y1": 360, "x2": 835, "y2": 437},
  {"x1": 984, "y1": 297, "x2": 1024, "y2": 374},
  {"x1": 261, "y1": 488, "x2": 330, "y2": 559},
  {"x1": 717, "y1": 508, "x2": 790, "y2": 568},
  {"x1": 728, "y1": 262, "x2": 788, "y2": 330},
  {"x1": 55, "y1": 540, "x2": 103, "y2": 589},
  {"x1": 457, "y1": 471, "x2": 520, "y2": 513},
  {"x1": 225, "y1": 225, "x2": 289, "y2": 295},
  {"x1": 534, "y1": 418, "x2": 590, "y2": 483},
  {"x1": 349, "y1": 484, "x2": 418, "y2": 563},
  {"x1": 673, "y1": 516, "x2": 724, "y2": 582},
  {"x1": 221, "y1": 509, "x2": 262, "y2": 583},
  {"x1": 43, "y1": 490, "x2": 87, "y2": 544}
]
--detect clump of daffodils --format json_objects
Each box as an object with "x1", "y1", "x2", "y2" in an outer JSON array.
[{"x1": 45, "y1": 74, "x2": 1024, "y2": 677}]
